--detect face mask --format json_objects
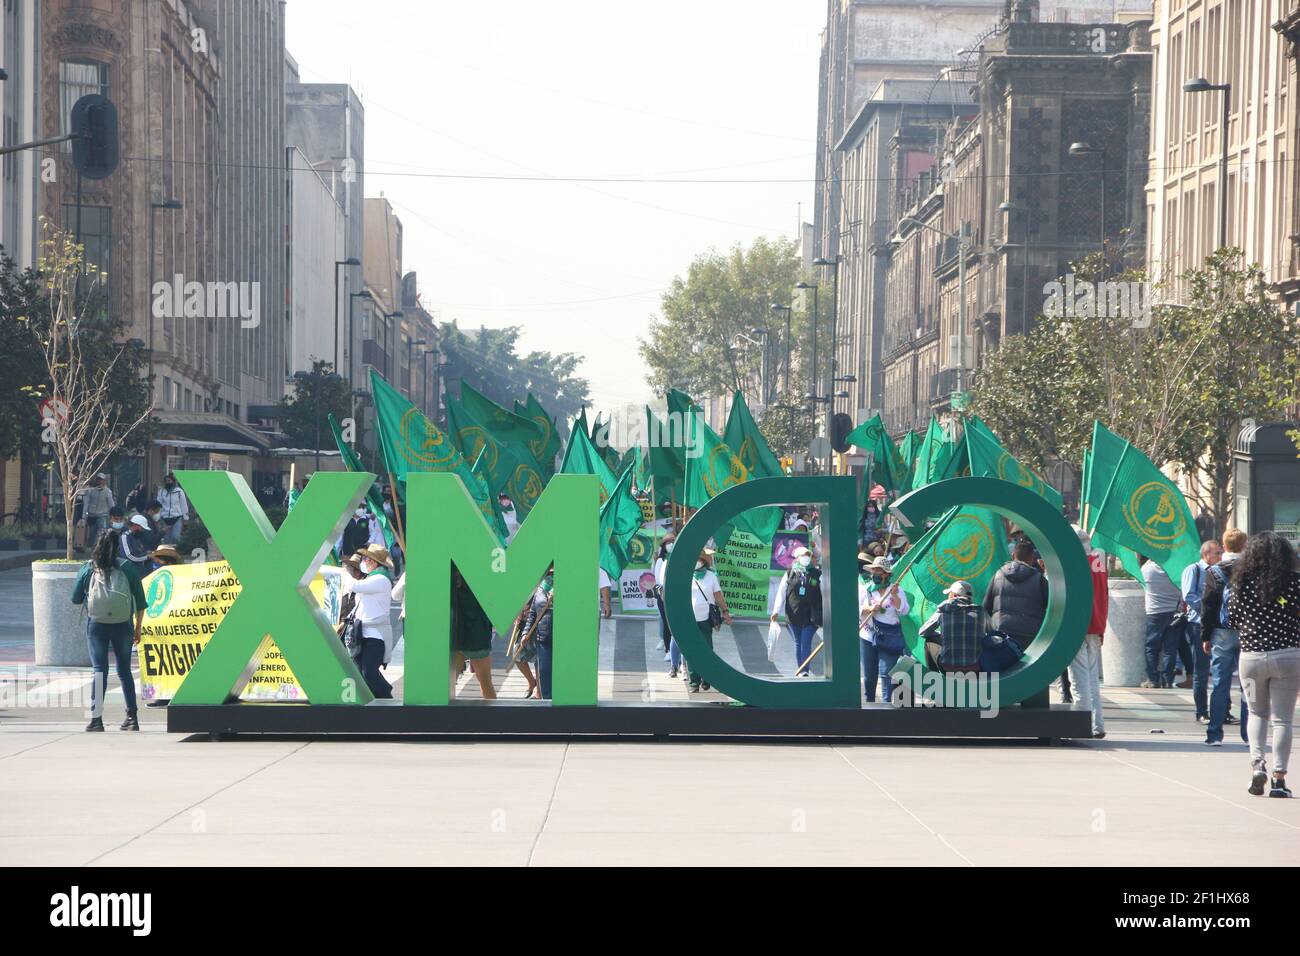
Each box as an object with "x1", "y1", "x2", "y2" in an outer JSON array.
[
  {"x1": 110, "y1": 522, "x2": 124, "y2": 530},
  {"x1": 665, "y1": 543, "x2": 674, "y2": 553},
  {"x1": 695, "y1": 561, "x2": 704, "y2": 570},
  {"x1": 355, "y1": 509, "x2": 366, "y2": 518},
  {"x1": 797, "y1": 555, "x2": 812, "y2": 568}
]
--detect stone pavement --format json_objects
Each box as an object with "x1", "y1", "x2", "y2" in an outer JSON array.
[{"x1": 3, "y1": 568, "x2": 1295, "y2": 866}]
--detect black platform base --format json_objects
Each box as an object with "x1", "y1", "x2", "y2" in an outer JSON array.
[{"x1": 168, "y1": 701, "x2": 1093, "y2": 742}]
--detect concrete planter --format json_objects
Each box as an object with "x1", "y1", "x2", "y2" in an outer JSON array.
[
  {"x1": 32, "y1": 560, "x2": 89, "y2": 667},
  {"x1": 1103, "y1": 578, "x2": 1148, "y2": 687}
]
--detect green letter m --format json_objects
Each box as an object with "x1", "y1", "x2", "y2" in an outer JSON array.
[{"x1": 402, "y1": 473, "x2": 600, "y2": 706}]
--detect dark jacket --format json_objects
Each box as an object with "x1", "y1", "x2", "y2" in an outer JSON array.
[
  {"x1": 1201, "y1": 555, "x2": 1239, "y2": 633},
  {"x1": 982, "y1": 560, "x2": 1048, "y2": 642},
  {"x1": 341, "y1": 516, "x2": 371, "y2": 558},
  {"x1": 783, "y1": 567, "x2": 823, "y2": 628},
  {"x1": 522, "y1": 590, "x2": 554, "y2": 646}
]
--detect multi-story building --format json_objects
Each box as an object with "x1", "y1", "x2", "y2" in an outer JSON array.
[
  {"x1": 399, "y1": 271, "x2": 439, "y2": 420},
  {"x1": 285, "y1": 57, "x2": 365, "y2": 383},
  {"x1": 834, "y1": 78, "x2": 976, "y2": 422},
  {"x1": 1148, "y1": 0, "x2": 1300, "y2": 305},
  {"x1": 877, "y1": 3, "x2": 1153, "y2": 451},
  {"x1": 0, "y1": 0, "x2": 43, "y2": 517},
  {"x1": 285, "y1": 144, "x2": 345, "y2": 380}
]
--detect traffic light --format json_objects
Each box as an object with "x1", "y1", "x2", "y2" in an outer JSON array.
[{"x1": 70, "y1": 93, "x2": 118, "y2": 180}]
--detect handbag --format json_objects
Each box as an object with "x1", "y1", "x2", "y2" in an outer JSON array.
[
  {"x1": 342, "y1": 615, "x2": 366, "y2": 660},
  {"x1": 979, "y1": 630, "x2": 1024, "y2": 672},
  {"x1": 695, "y1": 580, "x2": 723, "y2": 631}
]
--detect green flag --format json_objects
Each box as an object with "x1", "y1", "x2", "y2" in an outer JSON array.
[
  {"x1": 913, "y1": 419, "x2": 958, "y2": 488},
  {"x1": 559, "y1": 418, "x2": 618, "y2": 506},
  {"x1": 724, "y1": 390, "x2": 782, "y2": 479},
  {"x1": 644, "y1": 406, "x2": 685, "y2": 505},
  {"x1": 683, "y1": 407, "x2": 778, "y2": 543},
  {"x1": 521, "y1": 394, "x2": 562, "y2": 477},
  {"x1": 599, "y1": 460, "x2": 644, "y2": 578},
  {"x1": 963, "y1": 417, "x2": 1063, "y2": 512},
  {"x1": 327, "y1": 413, "x2": 396, "y2": 550},
  {"x1": 845, "y1": 413, "x2": 905, "y2": 496},
  {"x1": 1085, "y1": 421, "x2": 1200, "y2": 585},
  {"x1": 368, "y1": 370, "x2": 502, "y2": 542},
  {"x1": 445, "y1": 395, "x2": 548, "y2": 522},
  {"x1": 458, "y1": 380, "x2": 543, "y2": 447},
  {"x1": 889, "y1": 505, "x2": 1010, "y2": 657},
  {"x1": 469, "y1": 446, "x2": 512, "y2": 543}
]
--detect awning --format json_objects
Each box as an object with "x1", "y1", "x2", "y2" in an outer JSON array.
[{"x1": 152, "y1": 438, "x2": 262, "y2": 454}]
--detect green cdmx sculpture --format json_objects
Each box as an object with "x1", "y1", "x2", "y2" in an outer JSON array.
[{"x1": 169, "y1": 471, "x2": 1089, "y2": 710}]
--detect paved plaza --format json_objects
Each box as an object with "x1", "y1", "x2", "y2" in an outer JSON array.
[{"x1": 2, "y1": 568, "x2": 1297, "y2": 866}]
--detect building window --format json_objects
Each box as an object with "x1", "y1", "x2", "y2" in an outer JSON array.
[
  {"x1": 61, "y1": 203, "x2": 111, "y2": 291},
  {"x1": 58, "y1": 60, "x2": 109, "y2": 152}
]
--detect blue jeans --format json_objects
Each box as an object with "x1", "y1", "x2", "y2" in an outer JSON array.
[
  {"x1": 877, "y1": 648, "x2": 902, "y2": 703},
  {"x1": 536, "y1": 641, "x2": 554, "y2": 700},
  {"x1": 1187, "y1": 622, "x2": 1212, "y2": 717},
  {"x1": 1144, "y1": 612, "x2": 1181, "y2": 685},
  {"x1": 1207, "y1": 628, "x2": 1248, "y2": 743},
  {"x1": 688, "y1": 620, "x2": 714, "y2": 689},
  {"x1": 861, "y1": 640, "x2": 879, "y2": 701},
  {"x1": 792, "y1": 623, "x2": 818, "y2": 675},
  {"x1": 86, "y1": 620, "x2": 136, "y2": 716}
]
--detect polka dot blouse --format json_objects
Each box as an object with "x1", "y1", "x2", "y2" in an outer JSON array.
[{"x1": 1228, "y1": 570, "x2": 1300, "y2": 653}]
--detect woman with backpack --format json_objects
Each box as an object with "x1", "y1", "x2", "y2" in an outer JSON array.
[
  {"x1": 1221, "y1": 531, "x2": 1300, "y2": 798},
  {"x1": 71, "y1": 530, "x2": 147, "y2": 732},
  {"x1": 770, "y1": 546, "x2": 823, "y2": 677}
]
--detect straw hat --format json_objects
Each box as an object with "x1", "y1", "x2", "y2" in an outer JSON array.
[
  {"x1": 358, "y1": 544, "x2": 394, "y2": 569},
  {"x1": 340, "y1": 553, "x2": 363, "y2": 571},
  {"x1": 150, "y1": 544, "x2": 182, "y2": 564},
  {"x1": 869, "y1": 556, "x2": 893, "y2": 573}
]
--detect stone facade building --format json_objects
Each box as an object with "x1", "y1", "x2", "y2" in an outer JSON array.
[
  {"x1": 876, "y1": 3, "x2": 1153, "y2": 436},
  {"x1": 1148, "y1": 0, "x2": 1300, "y2": 305}
]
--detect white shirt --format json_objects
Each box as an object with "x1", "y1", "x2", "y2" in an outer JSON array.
[
  {"x1": 599, "y1": 568, "x2": 612, "y2": 591},
  {"x1": 156, "y1": 485, "x2": 188, "y2": 520},
  {"x1": 348, "y1": 570, "x2": 393, "y2": 626},
  {"x1": 862, "y1": 579, "x2": 910, "y2": 632},
  {"x1": 652, "y1": 556, "x2": 668, "y2": 590},
  {"x1": 690, "y1": 569, "x2": 721, "y2": 622}
]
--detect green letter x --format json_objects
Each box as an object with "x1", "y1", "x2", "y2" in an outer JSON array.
[{"x1": 170, "y1": 471, "x2": 374, "y2": 706}]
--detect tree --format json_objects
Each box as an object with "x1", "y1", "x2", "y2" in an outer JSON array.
[
  {"x1": 278, "y1": 359, "x2": 350, "y2": 451},
  {"x1": 436, "y1": 321, "x2": 589, "y2": 425},
  {"x1": 757, "y1": 389, "x2": 818, "y2": 460},
  {"x1": 0, "y1": 247, "x2": 47, "y2": 503},
  {"x1": 639, "y1": 236, "x2": 807, "y2": 405},
  {"x1": 970, "y1": 249, "x2": 1300, "y2": 528},
  {"x1": 23, "y1": 223, "x2": 152, "y2": 557}
]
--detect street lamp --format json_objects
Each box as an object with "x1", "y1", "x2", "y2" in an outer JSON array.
[
  {"x1": 146, "y1": 198, "x2": 182, "y2": 492},
  {"x1": 771, "y1": 301, "x2": 794, "y2": 455},
  {"x1": 900, "y1": 216, "x2": 972, "y2": 401},
  {"x1": 1183, "y1": 77, "x2": 1232, "y2": 251},
  {"x1": 348, "y1": 290, "x2": 373, "y2": 390},
  {"x1": 813, "y1": 255, "x2": 842, "y2": 474},
  {"x1": 333, "y1": 257, "x2": 360, "y2": 375},
  {"x1": 998, "y1": 201, "x2": 1033, "y2": 334},
  {"x1": 385, "y1": 311, "x2": 404, "y2": 382},
  {"x1": 422, "y1": 348, "x2": 439, "y2": 418},
  {"x1": 1068, "y1": 142, "x2": 1108, "y2": 260},
  {"x1": 407, "y1": 338, "x2": 427, "y2": 399}
]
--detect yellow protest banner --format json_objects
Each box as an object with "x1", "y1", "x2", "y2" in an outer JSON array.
[{"x1": 138, "y1": 561, "x2": 345, "y2": 702}]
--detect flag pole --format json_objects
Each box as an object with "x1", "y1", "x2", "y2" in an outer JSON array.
[{"x1": 385, "y1": 472, "x2": 408, "y2": 553}]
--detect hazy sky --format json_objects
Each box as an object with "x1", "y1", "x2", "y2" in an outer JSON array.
[{"x1": 286, "y1": 0, "x2": 824, "y2": 415}]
